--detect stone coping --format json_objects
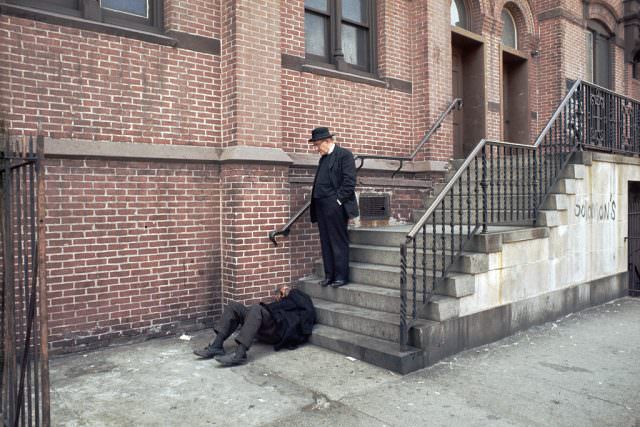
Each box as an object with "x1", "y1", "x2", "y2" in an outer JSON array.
[
  {"x1": 289, "y1": 153, "x2": 448, "y2": 173},
  {"x1": 45, "y1": 138, "x2": 220, "y2": 162},
  {"x1": 43, "y1": 138, "x2": 449, "y2": 173}
]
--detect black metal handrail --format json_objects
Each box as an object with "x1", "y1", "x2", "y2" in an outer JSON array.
[
  {"x1": 397, "y1": 79, "x2": 586, "y2": 348},
  {"x1": 268, "y1": 98, "x2": 463, "y2": 246},
  {"x1": 354, "y1": 98, "x2": 463, "y2": 177}
]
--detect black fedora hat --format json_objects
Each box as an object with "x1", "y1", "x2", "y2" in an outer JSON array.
[{"x1": 308, "y1": 127, "x2": 334, "y2": 142}]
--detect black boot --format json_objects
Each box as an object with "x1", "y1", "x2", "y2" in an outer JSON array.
[
  {"x1": 194, "y1": 334, "x2": 226, "y2": 359},
  {"x1": 215, "y1": 343, "x2": 248, "y2": 366}
]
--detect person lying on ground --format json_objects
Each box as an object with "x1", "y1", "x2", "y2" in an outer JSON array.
[{"x1": 193, "y1": 285, "x2": 316, "y2": 366}]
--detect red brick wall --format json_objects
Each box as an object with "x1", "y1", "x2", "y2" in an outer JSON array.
[
  {"x1": 45, "y1": 159, "x2": 221, "y2": 351},
  {"x1": 0, "y1": 15, "x2": 221, "y2": 146},
  {"x1": 281, "y1": 71, "x2": 414, "y2": 155},
  {"x1": 220, "y1": 163, "x2": 291, "y2": 304}
]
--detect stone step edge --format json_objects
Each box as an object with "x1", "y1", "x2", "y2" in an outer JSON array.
[
  {"x1": 299, "y1": 277, "x2": 464, "y2": 303},
  {"x1": 314, "y1": 259, "x2": 474, "y2": 279},
  {"x1": 309, "y1": 324, "x2": 424, "y2": 374}
]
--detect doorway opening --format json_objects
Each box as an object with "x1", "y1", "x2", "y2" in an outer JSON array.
[
  {"x1": 628, "y1": 181, "x2": 640, "y2": 297},
  {"x1": 502, "y1": 48, "x2": 529, "y2": 144},
  {"x1": 451, "y1": 28, "x2": 485, "y2": 158}
]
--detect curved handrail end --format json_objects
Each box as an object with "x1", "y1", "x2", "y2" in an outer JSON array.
[{"x1": 269, "y1": 231, "x2": 279, "y2": 246}]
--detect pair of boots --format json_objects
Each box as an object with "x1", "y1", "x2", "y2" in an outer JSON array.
[{"x1": 193, "y1": 335, "x2": 248, "y2": 366}]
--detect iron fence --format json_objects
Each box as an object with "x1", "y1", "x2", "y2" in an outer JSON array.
[
  {"x1": 581, "y1": 82, "x2": 640, "y2": 154},
  {"x1": 1, "y1": 127, "x2": 50, "y2": 427}
]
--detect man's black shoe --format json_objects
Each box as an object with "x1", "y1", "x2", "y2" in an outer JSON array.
[
  {"x1": 194, "y1": 345, "x2": 225, "y2": 359},
  {"x1": 331, "y1": 280, "x2": 347, "y2": 288},
  {"x1": 319, "y1": 278, "x2": 333, "y2": 287},
  {"x1": 215, "y1": 349, "x2": 248, "y2": 366}
]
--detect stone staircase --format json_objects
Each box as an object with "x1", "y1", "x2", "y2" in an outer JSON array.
[{"x1": 298, "y1": 159, "x2": 586, "y2": 374}]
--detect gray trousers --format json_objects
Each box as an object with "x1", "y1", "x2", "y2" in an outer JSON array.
[{"x1": 214, "y1": 302, "x2": 279, "y2": 349}]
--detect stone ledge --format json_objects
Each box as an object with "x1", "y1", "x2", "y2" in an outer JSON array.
[
  {"x1": 589, "y1": 151, "x2": 640, "y2": 166},
  {"x1": 290, "y1": 175, "x2": 432, "y2": 189},
  {"x1": 219, "y1": 145, "x2": 292, "y2": 165},
  {"x1": 288, "y1": 153, "x2": 448, "y2": 174},
  {"x1": 44, "y1": 138, "x2": 448, "y2": 172},
  {"x1": 45, "y1": 138, "x2": 220, "y2": 162}
]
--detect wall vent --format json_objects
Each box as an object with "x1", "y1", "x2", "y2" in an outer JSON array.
[{"x1": 359, "y1": 194, "x2": 390, "y2": 220}]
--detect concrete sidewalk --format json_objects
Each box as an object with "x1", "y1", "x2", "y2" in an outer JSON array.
[{"x1": 51, "y1": 298, "x2": 640, "y2": 427}]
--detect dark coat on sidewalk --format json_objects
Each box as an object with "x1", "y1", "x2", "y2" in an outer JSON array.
[{"x1": 262, "y1": 289, "x2": 316, "y2": 351}]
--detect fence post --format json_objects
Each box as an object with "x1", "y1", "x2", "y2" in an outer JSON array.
[
  {"x1": 399, "y1": 242, "x2": 408, "y2": 350},
  {"x1": 481, "y1": 144, "x2": 488, "y2": 233}
]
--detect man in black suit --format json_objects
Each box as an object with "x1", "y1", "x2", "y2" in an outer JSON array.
[{"x1": 309, "y1": 127, "x2": 359, "y2": 288}]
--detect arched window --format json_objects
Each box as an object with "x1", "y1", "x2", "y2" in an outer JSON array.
[
  {"x1": 501, "y1": 9, "x2": 517, "y2": 49},
  {"x1": 451, "y1": 0, "x2": 467, "y2": 29}
]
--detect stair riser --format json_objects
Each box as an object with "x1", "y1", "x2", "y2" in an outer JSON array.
[
  {"x1": 412, "y1": 209, "x2": 534, "y2": 224},
  {"x1": 308, "y1": 333, "x2": 423, "y2": 374},
  {"x1": 299, "y1": 281, "x2": 429, "y2": 315},
  {"x1": 351, "y1": 246, "x2": 447, "y2": 270},
  {"x1": 315, "y1": 306, "x2": 401, "y2": 341},
  {"x1": 422, "y1": 195, "x2": 535, "y2": 210},
  {"x1": 350, "y1": 230, "x2": 473, "y2": 249},
  {"x1": 350, "y1": 247, "x2": 488, "y2": 274},
  {"x1": 315, "y1": 262, "x2": 473, "y2": 292},
  {"x1": 316, "y1": 263, "x2": 425, "y2": 288}
]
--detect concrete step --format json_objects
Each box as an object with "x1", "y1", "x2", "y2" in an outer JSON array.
[
  {"x1": 561, "y1": 163, "x2": 586, "y2": 180},
  {"x1": 350, "y1": 226, "x2": 444, "y2": 247},
  {"x1": 315, "y1": 260, "x2": 475, "y2": 293},
  {"x1": 309, "y1": 324, "x2": 425, "y2": 374},
  {"x1": 350, "y1": 243, "x2": 489, "y2": 274},
  {"x1": 537, "y1": 210, "x2": 568, "y2": 227},
  {"x1": 313, "y1": 298, "x2": 406, "y2": 342},
  {"x1": 550, "y1": 178, "x2": 576, "y2": 195},
  {"x1": 542, "y1": 194, "x2": 570, "y2": 211},
  {"x1": 299, "y1": 278, "x2": 462, "y2": 321},
  {"x1": 412, "y1": 208, "x2": 533, "y2": 225}
]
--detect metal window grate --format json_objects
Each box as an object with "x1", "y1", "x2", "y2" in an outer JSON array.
[{"x1": 359, "y1": 194, "x2": 390, "y2": 220}]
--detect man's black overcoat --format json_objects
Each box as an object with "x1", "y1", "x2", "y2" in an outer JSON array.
[
  {"x1": 263, "y1": 289, "x2": 316, "y2": 351},
  {"x1": 310, "y1": 144, "x2": 359, "y2": 222}
]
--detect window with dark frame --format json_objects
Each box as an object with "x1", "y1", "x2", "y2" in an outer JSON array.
[
  {"x1": 304, "y1": 0, "x2": 376, "y2": 75},
  {"x1": 586, "y1": 20, "x2": 612, "y2": 89},
  {"x1": 6, "y1": 0, "x2": 163, "y2": 33}
]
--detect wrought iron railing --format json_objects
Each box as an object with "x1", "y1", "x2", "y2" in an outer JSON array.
[
  {"x1": 1, "y1": 127, "x2": 50, "y2": 427},
  {"x1": 397, "y1": 79, "x2": 590, "y2": 348},
  {"x1": 268, "y1": 98, "x2": 463, "y2": 246},
  {"x1": 581, "y1": 81, "x2": 640, "y2": 153}
]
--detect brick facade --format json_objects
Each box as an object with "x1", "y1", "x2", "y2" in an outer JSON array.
[{"x1": 1, "y1": 0, "x2": 637, "y2": 352}]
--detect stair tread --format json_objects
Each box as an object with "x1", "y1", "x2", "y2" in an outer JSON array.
[
  {"x1": 350, "y1": 224, "x2": 532, "y2": 234},
  {"x1": 310, "y1": 324, "x2": 422, "y2": 357},
  {"x1": 323, "y1": 260, "x2": 472, "y2": 278},
  {"x1": 300, "y1": 277, "x2": 456, "y2": 302},
  {"x1": 312, "y1": 297, "x2": 440, "y2": 327},
  {"x1": 350, "y1": 243, "x2": 483, "y2": 258},
  {"x1": 313, "y1": 298, "x2": 401, "y2": 324}
]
